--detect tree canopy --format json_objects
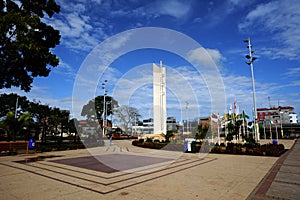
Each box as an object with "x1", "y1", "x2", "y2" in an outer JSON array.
[
  {"x1": 113, "y1": 105, "x2": 141, "y2": 133},
  {"x1": 0, "y1": 93, "x2": 73, "y2": 141},
  {"x1": 0, "y1": 0, "x2": 61, "y2": 91},
  {"x1": 81, "y1": 95, "x2": 118, "y2": 123}
]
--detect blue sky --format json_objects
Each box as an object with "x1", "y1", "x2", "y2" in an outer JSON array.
[{"x1": 2, "y1": 0, "x2": 300, "y2": 122}]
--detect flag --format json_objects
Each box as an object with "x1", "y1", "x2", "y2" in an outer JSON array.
[
  {"x1": 234, "y1": 99, "x2": 239, "y2": 115},
  {"x1": 229, "y1": 104, "x2": 232, "y2": 115},
  {"x1": 211, "y1": 113, "x2": 219, "y2": 123},
  {"x1": 235, "y1": 106, "x2": 239, "y2": 115},
  {"x1": 223, "y1": 112, "x2": 227, "y2": 121},
  {"x1": 234, "y1": 99, "x2": 237, "y2": 110}
]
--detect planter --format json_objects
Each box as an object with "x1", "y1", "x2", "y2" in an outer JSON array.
[
  {"x1": 247, "y1": 148, "x2": 253, "y2": 155},
  {"x1": 241, "y1": 147, "x2": 246, "y2": 154},
  {"x1": 253, "y1": 148, "x2": 261, "y2": 155},
  {"x1": 219, "y1": 146, "x2": 226, "y2": 153}
]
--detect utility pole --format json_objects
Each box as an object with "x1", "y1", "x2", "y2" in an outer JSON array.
[{"x1": 14, "y1": 97, "x2": 19, "y2": 141}]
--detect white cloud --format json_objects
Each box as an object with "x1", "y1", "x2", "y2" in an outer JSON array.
[
  {"x1": 281, "y1": 67, "x2": 300, "y2": 79},
  {"x1": 239, "y1": 0, "x2": 300, "y2": 60},
  {"x1": 278, "y1": 67, "x2": 300, "y2": 89},
  {"x1": 187, "y1": 47, "x2": 224, "y2": 67},
  {"x1": 49, "y1": 0, "x2": 195, "y2": 53},
  {"x1": 53, "y1": 60, "x2": 76, "y2": 79},
  {"x1": 151, "y1": 0, "x2": 191, "y2": 19},
  {"x1": 288, "y1": 80, "x2": 300, "y2": 87}
]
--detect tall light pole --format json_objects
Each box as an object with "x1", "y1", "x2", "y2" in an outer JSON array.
[
  {"x1": 244, "y1": 38, "x2": 260, "y2": 142},
  {"x1": 106, "y1": 100, "x2": 111, "y2": 135},
  {"x1": 102, "y1": 80, "x2": 107, "y2": 137}
]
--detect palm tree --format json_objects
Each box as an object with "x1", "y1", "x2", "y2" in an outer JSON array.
[
  {"x1": 237, "y1": 111, "x2": 249, "y2": 121},
  {"x1": 0, "y1": 111, "x2": 32, "y2": 141},
  {"x1": 0, "y1": 111, "x2": 15, "y2": 141},
  {"x1": 226, "y1": 121, "x2": 235, "y2": 141}
]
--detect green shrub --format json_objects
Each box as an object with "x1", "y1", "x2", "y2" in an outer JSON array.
[
  {"x1": 138, "y1": 139, "x2": 144, "y2": 143},
  {"x1": 146, "y1": 137, "x2": 153, "y2": 143}
]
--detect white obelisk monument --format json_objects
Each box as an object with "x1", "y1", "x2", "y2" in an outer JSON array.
[{"x1": 153, "y1": 61, "x2": 166, "y2": 135}]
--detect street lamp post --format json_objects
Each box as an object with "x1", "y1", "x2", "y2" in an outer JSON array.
[
  {"x1": 244, "y1": 38, "x2": 260, "y2": 142},
  {"x1": 102, "y1": 80, "x2": 107, "y2": 137},
  {"x1": 134, "y1": 113, "x2": 137, "y2": 135},
  {"x1": 106, "y1": 100, "x2": 111, "y2": 135}
]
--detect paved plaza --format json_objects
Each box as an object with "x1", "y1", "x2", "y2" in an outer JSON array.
[{"x1": 0, "y1": 139, "x2": 298, "y2": 200}]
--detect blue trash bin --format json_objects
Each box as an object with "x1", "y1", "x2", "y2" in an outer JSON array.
[
  {"x1": 184, "y1": 141, "x2": 188, "y2": 152},
  {"x1": 28, "y1": 138, "x2": 36, "y2": 150},
  {"x1": 273, "y1": 140, "x2": 278, "y2": 145}
]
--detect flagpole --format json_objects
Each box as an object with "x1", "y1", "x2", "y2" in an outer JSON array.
[
  {"x1": 276, "y1": 122, "x2": 278, "y2": 141},
  {"x1": 270, "y1": 121, "x2": 272, "y2": 140},
  {"x1": 211, "y1": 113, "x2": 214, "y2": 144},
  {"x1": 224, "y1": 112, "x2": 227, "y2": 138},
  {"x1": 243, "y1": 118, "x2": 245, "y2": 139},
  {"x1": 263, "y1": 121, "x2": 266, "y2": 140},
  {"x1": 217, "y1": 114, "x2": 220, "y2": 145}
]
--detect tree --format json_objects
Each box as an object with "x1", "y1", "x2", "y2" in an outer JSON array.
[
  {"x1": 224, "y1": 111, "x2": 249, "y2": 141},
  {"x1": 0, "y1": 0, "x2": 61, "y2": 91},
  {"x1": 0, "y1": 93, "x2": 74, "y2": 141},
  {"x1": 27, "y1": 100, "x2": 51, "y2": 142},
  {"x1": 164, "y1": 131, "x2": 174, "y2": 143},
  {"x1": 195, "y1": 123, "x2": 209, "y2": 140},
  {"x1": 16, "y1": 111, "x2": 32, "y2": 140},
  {"x1": 0, "y1": 93, "x2": 30, "y2": 119},
  {"x1": 113, "y1": 105, "x2": 141, "y2": 134},
  {"x1": 0, "y1": 111, "x2": 15, "y2": 141},
  {"x1": 81, "y1": 95, "x2": 118, "y2": 125},
  {"x1": 225, "y1": 121, "x2": 235, "y2": 141},
  {"x1": 0, "y1": 111, "x2": 32, "y2": 141},
  {"x1": 68, "y1": 118, "x2": 78, "y2": 142}
]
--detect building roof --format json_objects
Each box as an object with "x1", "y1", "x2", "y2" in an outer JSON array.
[{"x1": 257, "y1": 106, "x2": 294, "y2": 111}]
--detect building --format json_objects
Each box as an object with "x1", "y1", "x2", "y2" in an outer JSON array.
[
  {"x1": 257, "y1": 106, "x2": 298, "y2": 124},
  {"x1": 257, "y1": 106, "x2": 299, "y2": 138},
  {"x1": 153, "y1": 61, "x2": 167, "y2": 135},
  {"x1": 167, "y1": 117, "x2": 177, "y2": 132},
  {"x1": 132, "y1": 118, "x2": 153, "y2": 134},
  {"x1": 289, "y1": 113, "x2": 298, "y2": 124},
  {"x1": 132, "y1": 117, "x2": 180, "y2": 135},
  {"x1": 182, "y1": 119, "x2": 199, "y2": 134}
]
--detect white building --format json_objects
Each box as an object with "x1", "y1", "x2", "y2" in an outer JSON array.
[
  {"x1": 257, "y1": 106, "x2": 298, "y2": 124},
  {"x1": 132, "y1": 117, "x2": 180, "y2": 135},
  {"x1": 289, "y1": 113, "x2": 298, "y2": 123}
]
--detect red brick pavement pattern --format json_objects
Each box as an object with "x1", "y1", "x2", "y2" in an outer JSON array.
[{"x1": 247, "y1": 139, "x2": 299, "y2": 200}]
